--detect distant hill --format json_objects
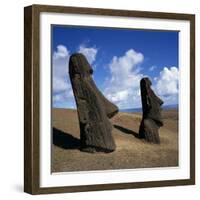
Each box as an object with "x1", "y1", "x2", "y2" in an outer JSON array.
[{"x1": 120, "y1": 104, "x2": 178, "y2": 113}]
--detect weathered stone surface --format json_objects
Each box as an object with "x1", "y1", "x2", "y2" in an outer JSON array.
[
  {"x1": 139, "y1": 77, "x2": 164, "y2": 143},
  {"x1": 69, "y1": 53, "x2": 118, "y2": 153}
]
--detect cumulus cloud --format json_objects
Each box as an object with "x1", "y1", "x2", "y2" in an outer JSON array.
[
  {"x1": 154, "y1": 66, "x2": 179, "y2": 105},
  {"x1": 155, "y1": 66, "x2": 179, "y2": 96},
  {"x1": 52, "y1": 45, "x2": 75, "y2": 108},
  {"x1": 53, "y1": 44, "x2": 98, "y2": 108},
  {"x1": 104, "y1": 49, "x2": 144, "y2": 109},
  {"x1": 52, "y1": 44, "x2": 178, "y2": 109},
  {"x1": 78, "y1": 45, "x2": 98, "y2": 64},
  {"x1": 53, "y1": 45, "x2": 69, "y2": 60}
]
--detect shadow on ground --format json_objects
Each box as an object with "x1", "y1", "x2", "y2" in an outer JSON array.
[
  {"x1": 53, "y1": 127, "x2": 80, "y2": 149},
  {"x1": 114, "y1": 124, "x2": 139, "y2": 138},
  {"x1": 53, "y1": 125, "x2": 140, "y2": 151}
]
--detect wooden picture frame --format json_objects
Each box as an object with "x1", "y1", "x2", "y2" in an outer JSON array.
[{"x1": 24, "y1": 4, "x2": 195, "y2": 194}]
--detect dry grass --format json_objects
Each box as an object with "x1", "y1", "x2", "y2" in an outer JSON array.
[{"x1": 52, "y1": 108, "x2": 178, "y2": 172}]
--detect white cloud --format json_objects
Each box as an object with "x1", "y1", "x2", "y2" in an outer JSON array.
[
  {"x1": 53, "y1": 45, "x2": 69, "y2": 60},
  {"x1": 107, "y1": 90, "x2": 129, "y2": 103},
  {"x1": 104, "y1": 49, "x2": 144, "y2": 109},
  {"x1": 78, "y1": 45, "x2": 98, "y2": 64},
  {"x1": 53, "y1": 44, "x2": 98, "y2": 108},
  {"x1": 52, "y1": 45, "x2": 75, "y2": 108},
  {"x1": 155, "y1": 66, "x2": 179, "y2": 96},
  {"x1": 52, "y1": 45, "x2": 178, "y2": 109},
  {"x1": 154, "y1": 66, "x2": 179, "y2": 105}
]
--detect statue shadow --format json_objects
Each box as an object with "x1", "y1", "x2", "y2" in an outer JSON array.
[
  {"x1": 114, "y1": 124, "x2": 139, "y2": 138},
  {"x1": 53, "y1": 127, "x2": 80, "y2": 150}
]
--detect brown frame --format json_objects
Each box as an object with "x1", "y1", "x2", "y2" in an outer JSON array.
[{"x1": 24, "y1": 4, "x2": 195, "y2": 195}]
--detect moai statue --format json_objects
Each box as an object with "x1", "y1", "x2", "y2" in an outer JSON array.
[
  {"x1": 139, "y1": 77, "x2": 164, "y2": 144},
  {"x1": 69, "y1": 53, "x2": 118, "y2": 153}
]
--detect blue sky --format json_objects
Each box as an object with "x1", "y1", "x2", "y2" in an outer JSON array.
[{"x1": 52, "y1": 25, "x2": 179, "y2": 109}]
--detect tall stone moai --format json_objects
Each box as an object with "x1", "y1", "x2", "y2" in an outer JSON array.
[
  {"x1": 69, "y1": 53, "x2": 118, "y2": 153},
  {"x1": 139, "y1": 77, "x2": 164, "y2": 144}
]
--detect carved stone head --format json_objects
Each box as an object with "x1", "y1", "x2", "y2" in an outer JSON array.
[
  {"x1": 69, "y1": 53, "x2": 93, "y2": 78},
  {"x1": 140, "y1": 77, "x2": 164, "y2": 126}
]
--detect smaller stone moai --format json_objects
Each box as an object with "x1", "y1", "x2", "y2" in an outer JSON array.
[
  {"x1": 139, "y1": 77, "x2": 164, "y2": 144},
  {"x1": 69, "y1": 53, "x2": 118, "y2": 153}
]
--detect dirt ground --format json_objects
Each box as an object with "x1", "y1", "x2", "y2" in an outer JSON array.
[{"x1": 52, "y1": 108, "x2": 178, "y2": 172}]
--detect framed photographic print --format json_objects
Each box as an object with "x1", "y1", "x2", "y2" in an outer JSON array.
[{"x1": 24, "y1": 4, "x2": 195, "y2": 194}]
